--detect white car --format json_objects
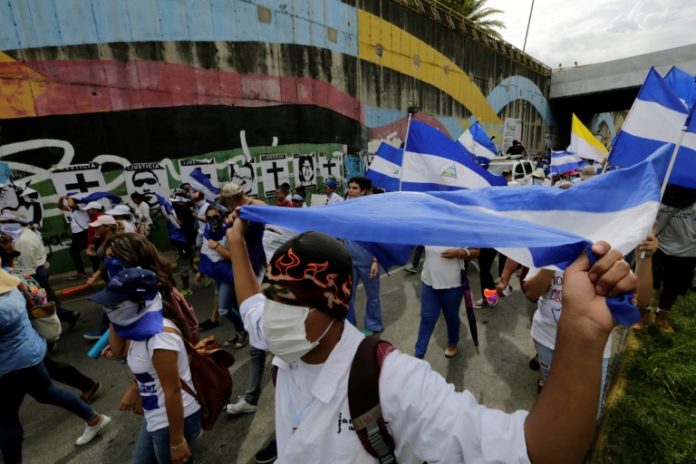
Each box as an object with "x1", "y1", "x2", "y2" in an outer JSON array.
[{"x1": 487, "y1": 158, "x2": 535, "y2": 185}]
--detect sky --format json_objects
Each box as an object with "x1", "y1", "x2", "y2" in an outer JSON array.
[{"x1": 486, "y1": 0, "x2": 696, "y2": 68}]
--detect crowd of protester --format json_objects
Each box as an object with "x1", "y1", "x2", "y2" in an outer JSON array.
[{"x1": 1, "y1": 161, "x2": 694, "y2": 464}]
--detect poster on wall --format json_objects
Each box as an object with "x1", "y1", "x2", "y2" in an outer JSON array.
[
  {"x1": 259, "y1": 153, "x2": 290, "y2": 197},
  {"x1": 502, "y1": 118, "x2": 522, "y2": 153},
  {"x1": 228, "y1": 158, "x2": 258, "y2": 197},
  {"x1": 318, "y1": 151, "x2": 344, "y2": 181},
  {"x1": 293, "y1": 153, "x2": 317, "y2": 188},
  {"x1": 0, "y1": 183, "x2": 44, "y2": 226},
  {"x1": 179, "y1": 159, "x2": 219, "y2": 200},
  {"x1": 124, "y1": 163, "x2": 169, "y2": 206},
  {"x1": 51, "y1": 162, "x2": 106, "y2": 199}
]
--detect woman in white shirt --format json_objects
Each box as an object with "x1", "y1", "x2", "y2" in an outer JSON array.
[
  {"x1": 415, "y1": 246, "x2": 479, "y2": 358},
  {"x1": 93, "y1": 268, "x2": 200, "y2": 464}
]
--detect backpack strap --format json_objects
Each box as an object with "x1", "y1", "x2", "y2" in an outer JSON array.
[{"x1": 348, "y1": 336, "x2": 397, "y2": 464}]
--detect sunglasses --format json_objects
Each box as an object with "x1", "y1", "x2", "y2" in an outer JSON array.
[
  {"x1": 207, "y1": 215, "x2": 222, "y2": 220},
  {"x1": 133, "y1": 177, "x2": 158, "y2": 187}
]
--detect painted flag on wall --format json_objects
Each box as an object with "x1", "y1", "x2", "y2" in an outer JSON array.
[
  {"x1": 365, "y1": 142, "x2": 403, "y2": 192},
  {"x1": 664, "y1": 66, "x2": 696, "y2": 110},
  {"x1": 550, "y1": 151, "x2": 587, "y2": 176},
  {"x1": 568, "y1": 113, "x2": 608, "y2": 162},
  {"x1": 179, "y1": 159, "x2": 219, "y2": 201},
  {"x1": 401, "y1": 121, "x2": 506, "y2": 190},
  {"x1": 458, "y1": 121, "x2": 498, "y2": 164},
  {"x1": 610, "y1": 67, "x2": 688, "y2": 168}
]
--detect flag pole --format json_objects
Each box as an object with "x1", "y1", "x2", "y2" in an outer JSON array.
[
  {"x1": 399, "y1": 107, "x2": 418, "y2": 191},
  {"x1": 660, "y1": 126, "x2": 687, "y2": 201}
]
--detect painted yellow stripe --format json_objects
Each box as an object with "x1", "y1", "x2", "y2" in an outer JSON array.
[{"x1": 358, "y1": 10, "x2": 500, "y2": 125}]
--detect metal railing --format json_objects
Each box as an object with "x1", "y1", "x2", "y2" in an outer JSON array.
[{"x1": 391, "y1": 0, "x2": 551, "y2": 76}]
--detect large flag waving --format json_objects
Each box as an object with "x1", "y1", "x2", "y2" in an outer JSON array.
[
  {"x1": 568, "y1": 113, "x2": 608, "y2": 162},
  {"x1": 458, "y1": 121, "x2": 498, "y2": 164},
  {"x1": 664, "y1": 66, "x2": 696, "y2": 110},
  {"x1": 550, "y1": 150, "x2": 587, "y2": 176},
  {"x1": 365, "y1": 143, "x2": 403, "y2": 192},
  {"x1": 401, "y1": 121, "x2": 506, "y2": 190},
  {"x1": 610, "y1": 67, "x2": 688, "y2": 168}
]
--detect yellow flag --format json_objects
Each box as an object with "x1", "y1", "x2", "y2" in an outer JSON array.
[{"x1": 568, "y1": 114, "x2": 609, "y2": 162}]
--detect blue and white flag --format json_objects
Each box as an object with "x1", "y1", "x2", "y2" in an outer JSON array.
[
  {"x1": 241, "y1": 145, "x2": 670, "y2": 269},
  {"x1": 664, "y1": 66, "x2": 696, "y2": 110},
  {"x1": 190, "y1": 167, "x2": 220, "y2": 198},
  {"x1": 550, "y1": 151, "x2": 587, "y2": 176},
  {"x1": 240, "y1": 145, "x2": 672, "y2": 325},
  {"x1": 365, "y1": 143, "x2": 403, "y2": 192},
  {"x1": 458, "y1": 121, "x2": 497, "y2": 164},
  {"x1": 70, "y1": 191, "x2": 122, "y2": 205},
  {"x1": 610, "y1": 67, "x2": 688, "y2": 169},
  {"x1": 402, "y1": 121, "x2": 506, "y2": 190}
]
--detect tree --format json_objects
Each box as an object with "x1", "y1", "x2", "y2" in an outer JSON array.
[{"x1": 439, "y1": 0, "x2": 505, "y2": 39}]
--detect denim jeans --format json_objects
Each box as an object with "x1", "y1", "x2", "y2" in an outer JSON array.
[
  {"x1": 244, "y1": 347, "x2": 267, "y2": 405},
  {"x1": 534, "y1": 340, "x2": 610, "y2": 417},
  {"x1": 415, "y1": 283, "x2": 462, "y2": 357},
  {"x1": 0, "y1": 361, "x2": 96, "y2": 464},
  {"x1": 347, "y1": 264, "x2": 383, "y2": 332},
  {"x1": 217, "y1": 279, "x2": 244, "y2": 333},
  {"x1": 133, "y1": 408, "x2": 202, "y2": 464}
]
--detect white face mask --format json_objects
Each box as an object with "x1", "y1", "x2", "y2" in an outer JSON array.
[{"x1": 262, "y1": 299, "x2": 334, "y2": 364}]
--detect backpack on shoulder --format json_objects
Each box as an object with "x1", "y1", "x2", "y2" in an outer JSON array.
[
  {"x1": 348, "y1": 336, "x2": 397, "y2": 464},
  {"x1": 168, "y1": 287, "x2": 200, "y2": 343},
  {"x1": 162, "y1": 327, "x2": 235, "y2": 431}
]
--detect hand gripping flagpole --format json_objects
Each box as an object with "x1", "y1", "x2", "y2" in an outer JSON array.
[{"x1": 398, "y1": 107, "x2": 418, "y2": 192}]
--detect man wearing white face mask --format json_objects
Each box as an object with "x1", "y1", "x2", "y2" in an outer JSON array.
[{"x1": 227, "y1": 213, "x2": 638, "y2": 464}]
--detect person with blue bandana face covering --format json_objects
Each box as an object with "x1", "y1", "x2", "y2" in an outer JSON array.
[{"x1": 91, "y1": 268, "x2": 201, "y2": 464}]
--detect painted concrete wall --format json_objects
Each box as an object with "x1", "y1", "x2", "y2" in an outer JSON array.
[{"x1": 0, "y1": 0, "x2": 553, "y2": 271}]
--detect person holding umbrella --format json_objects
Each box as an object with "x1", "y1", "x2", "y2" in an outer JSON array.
[{"x1": 415, "y1": 246, "x2": 479, "y2": 359}]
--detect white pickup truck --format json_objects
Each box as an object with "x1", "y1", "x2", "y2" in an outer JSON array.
[{"x1": 487, "y1": 158, "x2": 535, "y2": 185}]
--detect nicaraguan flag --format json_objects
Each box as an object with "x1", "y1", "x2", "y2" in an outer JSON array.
[
  {"x1": 568, "y1": 114, "x2": 608, "y2": 162},
  {"x1": 668, "y1": 105, "x2": 696, "y2": 189},
  {"x1": 610, "y1": 67, "x2": 688, "y2": 169},
  {"x1": 402, "y1": 121, "x2": 506, "y2": 190},
  {"x1": 458, "y1": 121, "x2": 498, "y2": 164},
  {"x1": 550, "y1": 150, "x2": 587, "y2": 175},
  {"x1": 190, "y1": 167, "x2": 221, "y2": 198},
  {"x1": 239, "y1": 145, "x2": 672, "y2": 325},
  {"x1": 71, "y1": 191, "x2": 122, "y2": 205},
  {"x1": 240, "y1": 145, "x2": 669, "y2": 269},
  {"x1": 664, "y1": 66, "x2": 696, "y2": 110},
  {"x1": 365, "y1": 143, "x2": 403, "y2": 192}
]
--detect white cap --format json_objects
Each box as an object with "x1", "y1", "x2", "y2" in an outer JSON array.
[
  {"x1": 81, "y1": 201, "x2": 104, "y2": 211},
  {"x1": 105, "y1": 204, "x2": 131, "y2": 216}
]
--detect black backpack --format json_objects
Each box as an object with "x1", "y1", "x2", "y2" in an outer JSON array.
[{"x1": 348, "y1": 336, "x2": 397, "y2": 463}]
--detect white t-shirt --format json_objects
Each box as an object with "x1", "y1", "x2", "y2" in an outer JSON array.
[
  {"x1": 239, "y1": 293, "x2": 530, "y2": 463},
  {"x1": 195, "y1": 200, "x2": 211, "y2": 237},
  {"x1": 200, "y1": 234, "x2": 227, "y2": 263},
  {"x1": 326, "y1": 193, "x2": 344, "y2": 205},
  {"x1": 527, "y1": 269, "x2": 612, "y2": 358},
  {"x1": 127, "y1": 319, "x2": 200, "y2": 432},
  {"x1": 120, "y1": 220, "x2": 137, "y2": 234},
  {"x1": 134, "y1": 202, "x2": 152, "y2": 226},
  {"x1": 420, "y1": 246, "x2": 465, "y2": 289},
  {"x1": 69, "y1": 208, "x2": 91, "y2": 234},
  {"x1": 14, "y1": 228, "x2": 47, "y2": 275}
]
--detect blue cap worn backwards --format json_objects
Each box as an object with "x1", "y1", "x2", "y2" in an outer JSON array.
[{"x1": 89, "y1": 268, "x2": 159, "y2": 306}]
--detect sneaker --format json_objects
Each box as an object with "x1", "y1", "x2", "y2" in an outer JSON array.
[
  {"x1": 198, "y1": 319, "x2": 219, "y2": 331},
  {"x1": 473, "y1": 298, "x2": 485, "y2": 309},
  {"x1": 654, "y1": 311, "x2": 675, "y2": 334},
  {"x1": 444, "y1": 345, "x2": 458, "y2": 358},
  {"x1": 202, "y1": 276, "x2": 213, "y2": 288},
  {"x1": 361, "y1": 328, "x2": 374, "y2": 336},
  {"x1": 404, "y1": 265, "x2": 417, "y2": 274},
  {"x1": 502, "y1": 285, "x2": 513, "y2": 297},
  {"x1": 225, "y1": 397, "x2": 257, "y2": 415},
  {"x1": 180, "y1": 288, "x2": 193, "y2": 298},
  {"x1": 83, "y1": 329, "x2": 106, "y2": 340},
  {"x1": 233, "y1": 331, "x2": 249, "y2": 349},
  {"x1": 254, "y1": 440, "x2": 277, "y2": 463},
  {"x1": 529, "y1": 355, "x2": 540, "y2": 371},
  {"x1": 80, "y1": 382, "x2": 101, "y2": 404},
  {"x1": 76, "y1": 415, "x2": 111, "y2": 446}
]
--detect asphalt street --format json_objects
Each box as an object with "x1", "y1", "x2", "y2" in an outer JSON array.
[{"x1": 18, "y1": 263, "x2": 541, "y2": 464}]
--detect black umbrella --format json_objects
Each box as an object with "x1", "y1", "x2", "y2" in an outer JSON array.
[{"x1": 460, "y1": 270, "x2": 479, "y2": 354}]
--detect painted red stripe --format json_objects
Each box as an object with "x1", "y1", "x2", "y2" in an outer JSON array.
[{"x1": 0, "y1": 59, "x2": 363, "y2": 122}]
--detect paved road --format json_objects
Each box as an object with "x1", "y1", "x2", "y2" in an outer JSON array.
[{"x1": 19, "y1": 264, "x2": 540, "y2": 463}]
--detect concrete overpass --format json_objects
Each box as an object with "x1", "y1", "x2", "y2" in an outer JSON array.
[{"x1": 549, "y1": 43, "x2": 696, "y2": 145}]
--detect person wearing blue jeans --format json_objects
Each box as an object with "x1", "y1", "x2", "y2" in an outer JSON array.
[
  {"x1": 1, "y1": 280, "x2": 111, "y2": 463},
  {"x1": 414, "y1": 246, "x2": 479, "y2": 358},
  {"x1": 133, "y1": 408, "x2": 202, "y2": 463},
  {"x1": 344, "y1": 176, "x2": 383, "y2": 335}
]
